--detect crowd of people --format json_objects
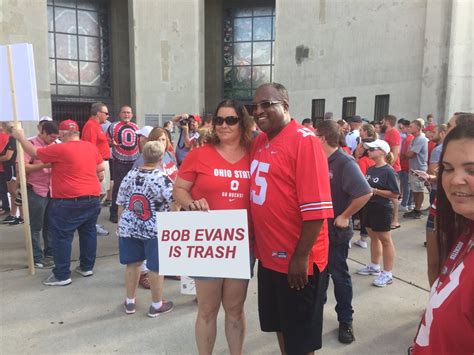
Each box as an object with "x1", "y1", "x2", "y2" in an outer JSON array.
[{"x1": 0, "y1": 83, "x2": 472, "y2": 354}]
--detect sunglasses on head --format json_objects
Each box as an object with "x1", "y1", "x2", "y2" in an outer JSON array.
[
  {"x1": 249, "y1": 100, "x2": 284, "y2": 114},
  {"x1": 213, "y1": 116, "x2": 240, "y2": 126}
]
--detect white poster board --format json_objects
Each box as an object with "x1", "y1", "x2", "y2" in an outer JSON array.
[
  {"x1": 0, "y1": 43, "x2": 39, "y2": 122},
  {"x1": 157, "y1": 209, "x2": 251, "y2": 279}
]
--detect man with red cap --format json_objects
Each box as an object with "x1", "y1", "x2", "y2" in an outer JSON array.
[
  {"x1": 12, "y1": 119, "x2": 105, "y2": 286},
  {"x1": 172, "y1": 113, "x2": 201, "y2": 166}
]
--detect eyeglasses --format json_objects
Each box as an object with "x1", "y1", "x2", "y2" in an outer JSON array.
[
  {"x1": 367, "y1": 147, "x2": 381, "y2": 152},
  {"x1": 249, "y1": 100, "x2": 284, "y2": 114},
  {"x1": 100, "y1": 111, "x2": 109, "y2": 116},
  {"x1": 213, "y1": 116, "x2": 240, "y2": 126}
]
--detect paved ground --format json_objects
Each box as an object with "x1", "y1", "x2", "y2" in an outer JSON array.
[{"x1": 0, "y1": 206, "x2": 430, "y2": 354}]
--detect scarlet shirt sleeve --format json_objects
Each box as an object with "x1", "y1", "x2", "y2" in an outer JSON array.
[
  {"x1": 385, "y1": 129, "x2": 401, "y2": 147},
  {"x1": 36, "y1": 144, "x2": 61, "y2": 164},
  {"x1": 177, "y1": 147, "x2": 199, "y2": 183},
  {"x1": 295, "y1": 134, "x2": 334, "y2": 221}
]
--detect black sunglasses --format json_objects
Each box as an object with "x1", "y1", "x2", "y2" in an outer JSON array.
[
  {"x1": 213, "y1": 116, "x2": 240, "y2": 126},
  {"x1": 100, "y1": 111, "x2": 110, "y2": 116},
  {"x1": 249, "y1": 100, "x2": 284, "y2": 113},
  {"x1": 367, "y1": 147, "x2": 381, "y2": 152}
]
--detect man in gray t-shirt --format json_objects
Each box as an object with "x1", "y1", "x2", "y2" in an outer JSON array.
[
  {"x1": 404, "y1": 119, "x2": 428, "y2": 218},
  {"x1": 316, "y1": 120, "x2": 372, "y2": 344}
]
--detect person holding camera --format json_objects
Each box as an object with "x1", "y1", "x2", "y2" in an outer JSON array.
[{"x1": 172, "y1": 113, "x2": 201, "y2": 166}]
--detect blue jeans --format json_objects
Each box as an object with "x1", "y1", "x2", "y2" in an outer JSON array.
[
  {"x1": 399, "y1": 171, "x2": 413, "y2": 207},
  {"x1": 325, "y1": 242, "x2": 353, "y2": 324},
  {"x1": 27, "y1": 188, "x2": 52, "y2": 262},
  {"x1": 48, "y1": 197, "x2": 101, "y2": 281}
]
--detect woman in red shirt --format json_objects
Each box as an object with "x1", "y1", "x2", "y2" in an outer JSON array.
[
  {"x1": 412, "y1": 121, "x2": 474, "y2": 354},
  {"x1": 174, "y1": 99, "x2": 254, "y2": 355}
]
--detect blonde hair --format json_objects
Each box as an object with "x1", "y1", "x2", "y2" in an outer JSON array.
[
  {"x1": 142, "y1": 141, "x2": 165, "y2": 164},
  {"x1": 385, "y1": 152, "x2": 394, "y2": 165}
]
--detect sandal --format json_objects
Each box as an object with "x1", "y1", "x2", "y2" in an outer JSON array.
[{"x1": 391, "y1": 224, "x2": 401, "y2": 230}]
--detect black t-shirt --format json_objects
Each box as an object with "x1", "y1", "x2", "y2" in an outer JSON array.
[
  {"x1": 1, "y1": 137, "x2": 17, "y2": 167},
  {"x1": 365, "y1": 164, "x2": 400, "y2": 207}
]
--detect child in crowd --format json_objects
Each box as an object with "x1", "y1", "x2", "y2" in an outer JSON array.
[
  {"x1": 357, "y1": 139, "x2": 400, "y2": 287},
  {"x1": 117, "y1": 141, "x2": 174, "y2": 317}
]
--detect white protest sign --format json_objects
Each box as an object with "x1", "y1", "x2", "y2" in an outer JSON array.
[
  {"x1": 0, "y1": 43, "x2": 39, "y2": 122},
  {"x1": 157, "y1": 209, "x2": 250, "y2": 279}
]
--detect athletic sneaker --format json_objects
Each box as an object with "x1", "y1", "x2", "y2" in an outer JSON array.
[
  {"x1": 339, "y1": 323, "x2": 355, "y2": 344},
  {"x1": 1, "y1": 215, "x2": 16, "y2": 224},
  {"x1": 42, "y1": 273, "x2": 72, "y2": 286},
  {"x1": 357, "y1": 265, "x2": 381, "y2": 276},
  {"x1": 96, "y1": 224, "x2": 109, "y2": 236},
  {"x1": 8, "y1": 217, "x2": 24, "y2": 225},
  {"x1": 399, "y1": 205, "x2": 410, "y2": 212},
  {"x1": 74, "y1": 266, "x2": 94, "y2": 277},
  {"x1": 147, "y1": 301, "x2": 174, "y2": 318},
  {"x1": 354, "y1": 239, "x2": 368, "y2": 249},
  {"x1": 403, "y1": 210, "x2": 422, "y2": 219},
  {"x1": 373, "y1": 272, "x2": 393, "y2": 287},
  {"x1": 123, "y1": 301, "x2": 136, "y2": 314},
  {"x1": 35, "y1": 258, "x2": 55, "y2": 269}
]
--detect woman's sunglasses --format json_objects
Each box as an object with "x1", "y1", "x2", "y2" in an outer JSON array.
[
  {"x1": 213, "y1": 116, "x2": 240, "y2": 126},
  {"x1": 367, "y1": 147, "x2": 381, "y2": 152}
]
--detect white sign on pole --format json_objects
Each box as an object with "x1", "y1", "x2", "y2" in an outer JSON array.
[
  {"x1": 157, "y1": 209, "x2": 251, "y2": 279},
  {"x1": 0, "y1": 43, "x2": 39, "y2": 122}
]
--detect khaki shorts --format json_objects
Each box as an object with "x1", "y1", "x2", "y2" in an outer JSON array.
[
  {"x1": 100, "y1": 160, "x2": 111, "y2": 195},
  {"x1": 409, "y1": 173, "x2": 425, "y2": 193}
]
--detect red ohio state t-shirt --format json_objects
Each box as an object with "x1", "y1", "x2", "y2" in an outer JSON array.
[
  {"x1": 37, "y1": 140, "x2": 102, "y2": 198},
  {"x1": 250, "y1": 119, "x2": 333, "y2": 275},
  {"x1": 178, "y1": 144, "x2": 251, "y2": 211},
  {"x1": 384, "y1": 128, "x2": 401, "y2": 172}
]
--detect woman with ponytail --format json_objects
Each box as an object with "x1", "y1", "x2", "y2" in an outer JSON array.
[{"x1": 356, "y1": 139, "x2": 400, "y2": 287}]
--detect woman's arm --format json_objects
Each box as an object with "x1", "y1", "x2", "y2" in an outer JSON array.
[
  {"x1": 173, "y1": 177, "x2": 209, "y2": 211},
  {"x1": 0, "y1": 150, "x2": 13, "y2": 162},
  {"x1": 371, "y1": 188, "x2": 399, "y2": 199}
]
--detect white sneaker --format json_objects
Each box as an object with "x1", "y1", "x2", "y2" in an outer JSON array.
[
  {"x1": 373, "y1": 272, "x2": 393, "y2": 287},
  {"x1": 357, "y1": 264, "x2": 381, "y2": 276},
  {"x1": 96, "y1": 224, "x2": 109, "y2": 236},
  {"x1": 399, "y1": 205, "x2": 410, "y2": 212},
  {"x1": 75, "y1": 266, "x2": 94, "y2": 277},
  {"x1": 354, "y1": 239, "x2": 368, "y2": 249}
]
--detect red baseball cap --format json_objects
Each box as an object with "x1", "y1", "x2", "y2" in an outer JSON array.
[
  {"x1": 59, "y1": 119, "x2": 79, "y2": 132},
  {"x1": 192, "y1": 114, "x2": 201, "y2": 124}
]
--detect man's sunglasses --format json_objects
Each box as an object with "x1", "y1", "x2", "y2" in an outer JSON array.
[
  {"x1": 250, "y1": 100, "x2": 284, "y2": 114},
  {"x1": 100, "y1": 111, "x2": 109, "y2": 116},
  {"x1": 213, "y1": 116, "x2": 240, "y2": 126}
]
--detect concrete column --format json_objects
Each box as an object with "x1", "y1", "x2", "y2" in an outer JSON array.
[
  {"x1": 419, "y1": 0, "x2": 452, "y2": 123},
  {"x1": 445, "y1": 0, "x2": 474, "y2": 118},
  {"x1": 128, "y1": 0, "x2": 205, "y2": 127}
]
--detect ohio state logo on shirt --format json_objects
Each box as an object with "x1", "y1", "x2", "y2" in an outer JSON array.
[{"x1": 128, "y1": 194, "x2": 151, "y2": 221}]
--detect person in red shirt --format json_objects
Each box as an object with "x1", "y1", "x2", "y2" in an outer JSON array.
[
  {"x1": 0, "y1": 125, "x2": 12, "y2": 217},
  {"x1": 381, "y1": 115, "x2": 402, "y2": 229},
  {"x1": 174, "y1": 99, "x2": 254, "y2": 355},
  {"x1": 412, "y1": 121, "x2": 474, "y2": 355},
  {"x1": 250, "y1": 83, "x2": 333, "y2": 355},
  {"x1": 398, "y1": 119, "x2": 414, "y2": 210},
  {"x1": 12, "y1": 120, "x2": 105, "y2": 287},
  {"x1": 423, "y1": 124, "x2": 437, "y2": 162}
]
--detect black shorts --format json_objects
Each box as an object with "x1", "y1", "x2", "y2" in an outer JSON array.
[
  {"x1": 3, "y1": 164, "x2": 16, "y2": 183},
  {"x1": 258, "y1": 262, "x2": 327, "y2": 355},
  {"x1": 361, "y1": 202, "x2": 392, "y2": 232}
]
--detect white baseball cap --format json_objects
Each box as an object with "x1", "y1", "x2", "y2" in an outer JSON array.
[
  {"x1": 39, "y1": 116, "x2": 53, "y2": 122},
  {"x1": 136, "y1": 126, "x2": 153, "y2": 138},
  {"x1": 363, "y1": 139, "x2": 391, "y2": 154}
]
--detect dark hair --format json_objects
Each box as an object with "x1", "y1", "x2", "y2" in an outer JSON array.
[
  {"x1": 302, "y1": 118, "x2": 312, "y2": 125},
  {"x1": 202, "y1": 114, "x2": 213, "y2": 125},
  {"x1": 384, "y1": 114, "x2": 397, "y2": 127},
  {"x1": 207, "y1": 99, "x2": 253, "y2": 149},
  {"x1": 256, "y1": 82, "x2": 289, "y2": 103},
  {"x1": 41, "y1": 121, "x2": 59, "y2": 135},
  {"x1": 316, "y1": 120, "x2": 342, "y2": 148},
  {"x1": 90, "y1": 102, "x2": 106, "y2": 116},
  {"x1": 435, "y1": 122, "x2": 474, "y2": 272},
  {"x1": 454, "y1": 113, "x2": 474, "y2": 126},
  {"x1": 148, "y1": 127, "x2": 172, "y2": 150}
]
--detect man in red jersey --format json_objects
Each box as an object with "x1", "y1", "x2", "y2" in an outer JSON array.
[
  {"x1": 381, "y1": 114, "x2": 401, "y2": 229},
  {"x1": 12, "y1": 120, "x2": 104, "y2": 287},
  {"x1": 82, "y1": 102, "x2": 111, "y2": 232},
  {"x1": 250, "y1": 83, "x2": 333, "y2": 355}
]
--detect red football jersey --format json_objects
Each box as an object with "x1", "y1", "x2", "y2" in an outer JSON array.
[
  {"x1": 178, "y1": 144, "x2": 251, "y2": 211},
  {"x1": 37, "y1": 140, "x2": 102, "y2": 198},
  {"x1": 384, "y1": 128, "x2": 401, "y2": 172},
  {"x1": 250, "y1": 119, "x2": 333, "y2": 275},
  {"x1": 413, "y1": 227, "x2": 474, "y2": 355},
  {"x1": 401, "y1": 134, "x2": 414, "y2": 171}
]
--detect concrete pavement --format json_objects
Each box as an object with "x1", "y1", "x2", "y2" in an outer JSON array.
[{"x1": 0, "y1": 206, "x2": 430, "y2": 354}]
